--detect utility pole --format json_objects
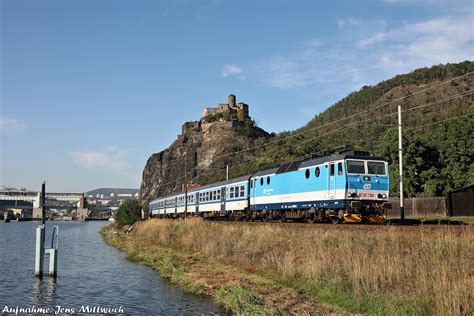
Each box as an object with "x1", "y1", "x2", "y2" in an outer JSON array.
[
  {"x1": 184, "y1": 153, "x2": 188, "y2": 221},
  {"x1": 226, "y1": 165, "x2": 229, "y2": 181},
  {"x1": 398, "y1": 105, "x2": 405, "y2": 222}
]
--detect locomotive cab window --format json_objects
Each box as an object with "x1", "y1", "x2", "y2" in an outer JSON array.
[
  {"x1": 315, "y1": 167, "x2": 320, "y2": 177},
  {"x1": 260, "y1": 178, "x2": 264, "y2": 186},
  {"x1": 338, "y1": 162, "x2": 343, "y2": 175},
  {"x1": 267, "y1": 177, "x2": 270, "y2": 185},
  {"x1": 329, "y1": 164, "x2": 335, "y2": 176},
  {"x1": 368, "y1": 161, "x2": 386, "y2": 175},
  {"x1": 346, "y1": 160, "x2": 365, "y2": 174},
  {"x1": 305, "y1": 169, "x2": 310, "y2": 179}
]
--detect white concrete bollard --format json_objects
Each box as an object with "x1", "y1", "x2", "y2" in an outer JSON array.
[
  {"x1": 35, "y1": 225, "x2": 45, "y2": 277},
  {"x1": 48, "y1": 249, "x2": 57, "y2": 277}
]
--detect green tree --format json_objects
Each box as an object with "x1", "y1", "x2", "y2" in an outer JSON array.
[{"x1": 116, "y1": 199, "x2": 142, "y2": 227}]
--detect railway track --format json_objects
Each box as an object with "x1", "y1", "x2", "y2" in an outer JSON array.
[{"x1": 198, "y1": 217, "x2": 470, "y2": 230}]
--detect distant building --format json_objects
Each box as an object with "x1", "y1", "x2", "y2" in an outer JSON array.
[
  {"x1": 11, "y1": 209, "x2": 32, "y2": 219},
  {"x1": 117, "y1": 193, "x2": 132, "y2": 197},
  {"x1": 100, "y1": 200, "x2": 111, "y2": 206},
  {"x1": 110, "y1": 193, "x2": 115, "y2": 197}
]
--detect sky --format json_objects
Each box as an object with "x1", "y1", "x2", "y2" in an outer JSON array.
[{"x1": 1, "y1": 0, "x2": 473, "y2": 192}]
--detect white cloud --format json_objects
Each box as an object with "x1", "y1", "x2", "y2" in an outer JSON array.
[
  {"x1": 356, "y1": 13, "x2": 474, "y2": 73},
  {"x1": 0, "y1": 116, "x2": 27, "y2": 133},
  {"x1": 252, "y1": 9, "x2": 472, "y2": 93},
  {"x1": 72, "y1": 148, "x2": 128, "y2": 172},
  {"x1": 303, "y1": 38, "x2": 325, "y2": 47},
  {"x1": 221, "y1": 64, "x2": 242, "y2": 78},
  {"x1": 337, "y1": 17, "x2": 361, "y2": 30},
  {"x1": 256, "y1": 48, "x2": 365, "y2": 90}
]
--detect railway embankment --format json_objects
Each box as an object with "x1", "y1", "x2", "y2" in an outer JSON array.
[{"x1": 102, "y1": 219, "x2": 473, "y2": 315}]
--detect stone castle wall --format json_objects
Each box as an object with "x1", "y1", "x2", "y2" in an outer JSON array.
[{"x1": 202, "y1": 94, "x2": 249, "y2": 119}]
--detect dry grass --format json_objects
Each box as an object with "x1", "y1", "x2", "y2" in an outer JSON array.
[{"x1": 133, "y1": 219, "x2": 473, "y2": 315}]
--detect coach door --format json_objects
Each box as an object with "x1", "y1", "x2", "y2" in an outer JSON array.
[
  {"x1": 328, "y1": 163, "x2": 336, "y2": 199},
  {"x1": 251, "y1": 179, "x2": 256, "y2": 207},
  {"x1": 220, "y1": 187, "x2": 226, "y2": 213}
]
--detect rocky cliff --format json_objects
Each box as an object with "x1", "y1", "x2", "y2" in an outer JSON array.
[{"x1": 140, "y1": 105, "x2": 269, "y2": 203}]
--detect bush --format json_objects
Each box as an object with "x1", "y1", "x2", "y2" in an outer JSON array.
[{"x1": 115, "y1": 199, "x2": 142, "y2": 227}]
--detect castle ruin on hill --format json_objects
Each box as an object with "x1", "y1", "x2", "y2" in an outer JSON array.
[{"x1": 202, "y1": 94, "x2": 249, "y2": 122}]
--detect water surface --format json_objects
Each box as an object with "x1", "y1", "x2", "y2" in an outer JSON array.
[{"x1": 0, "y1": 221, "x2": 221, "y2": 314}]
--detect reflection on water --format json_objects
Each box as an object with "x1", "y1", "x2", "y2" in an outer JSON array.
[
  {"x1": 0, "y1": 221, "x2": 221, "y2": 314},
  {"x1": 33, "y1": 278, "x2": 57, "y2": 307}
]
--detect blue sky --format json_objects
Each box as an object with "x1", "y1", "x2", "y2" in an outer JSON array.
[{"x1": 1, "y1": 0, "x2": 473, "y2": 192}]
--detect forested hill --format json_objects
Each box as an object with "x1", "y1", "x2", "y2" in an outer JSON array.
[{"x1": 205, "y1": 61, "x2": 473, "y2": 197}]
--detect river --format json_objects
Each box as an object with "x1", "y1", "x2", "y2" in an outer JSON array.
[{"x1": 0, "y1": 221, "x2": 221, "y2": 315}]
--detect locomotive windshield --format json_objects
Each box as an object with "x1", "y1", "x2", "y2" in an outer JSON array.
[
  {"x1": 346, "y1": 160, "x2": 365, "y2": 174},
  {"x1": 346, "y1": 160, "x2": 386, "y2": 175},
  {"x1": 367, "y1": 161, "x2": 386, "y2": 175}
]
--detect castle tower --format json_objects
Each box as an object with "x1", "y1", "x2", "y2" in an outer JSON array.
[{"x1": 228, "y1": 94, "x2": 236, "y2": 108}]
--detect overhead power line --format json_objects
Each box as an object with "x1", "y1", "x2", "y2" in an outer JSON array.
[
  {"x1": 209, "y1": 71, "x2": 474, "y2": 161},
  {"x1": 406, "y1": 112, "x2": 474, "y2": 131}
]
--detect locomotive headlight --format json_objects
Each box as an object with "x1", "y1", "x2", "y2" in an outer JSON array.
[
  {"x1": 378, "y1": 194, "x2": 383, "y2": 199},
  {"x1": 382, "y1": 194, "x2": 387, "y2": 199},
  {"x1": 347, "y1": 193, "x2": 352, "y2": 198}
]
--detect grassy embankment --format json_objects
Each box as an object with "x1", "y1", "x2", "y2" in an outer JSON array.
[{"x1": 101, "y1": 219, "x2": 473, "y2": 315}]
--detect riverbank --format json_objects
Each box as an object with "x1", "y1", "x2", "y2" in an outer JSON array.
[{"x1": 101, "y1": 219, "x2": 473, "y2": 315}]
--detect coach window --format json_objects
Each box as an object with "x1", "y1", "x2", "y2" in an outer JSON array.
[
  {"x1": 267, "y1": 176, "x2": 270, "y2": 185},
  {"x1": 338, "y1": 162, "x2": 343, "y2": 175},
  {"x1": 260, "y1": 178, "x2": 264, "y2": 186},
  {"x1": 305, "y1": 169, "x2": 310, "y2": 179},
  {"x1": 240, "y1": 185, "x2": 245, "y2": 197},
  {"x1": 230, "y1": 187, "x2": 234, "y2": 198},
  {"x1": 315, "y1": 167, "x2": 320, "y2": 177},
  {"x1": 330, "y1": 164, "x2": 335, "y2": 176}
]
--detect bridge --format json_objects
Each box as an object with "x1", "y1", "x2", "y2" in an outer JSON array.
[{"x1": 0, "y1": 187, "x2": 88, "y2": 220}]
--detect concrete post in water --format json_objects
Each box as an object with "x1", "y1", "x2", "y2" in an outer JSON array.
[
  {"x1": 48, "y1": 249, "x2": 57, "y2": 277},
  {"x1": 35, "y1": 225, "x2": 45, "y2": 277}
]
